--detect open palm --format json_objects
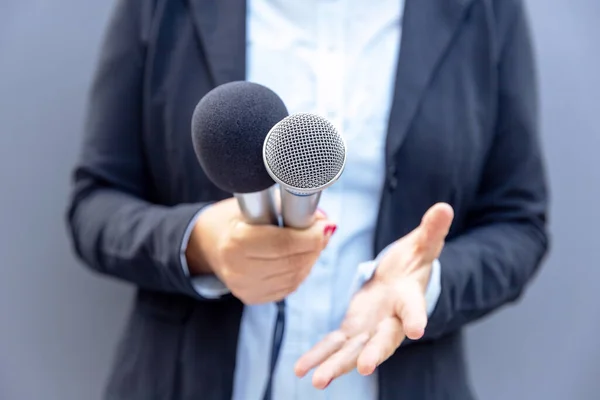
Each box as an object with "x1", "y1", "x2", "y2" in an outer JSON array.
[{"x1": 294, "y1": 203, "x2": 454, "y2": 389}]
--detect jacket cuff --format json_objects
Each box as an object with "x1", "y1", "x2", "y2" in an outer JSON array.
[{"x1": 179, "y1": 204, "x2": 231, "y2": 299}]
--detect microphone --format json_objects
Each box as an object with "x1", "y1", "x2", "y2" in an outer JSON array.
[
  {"x1": 190, "y1": 81, "x2": 292, "y2": 400},
  {"x1": 263, "y1": 113, "x2": 346, "y2": 228},
  {"x1": 191, "y1": 81, "x2": 288, "y2": 225}
]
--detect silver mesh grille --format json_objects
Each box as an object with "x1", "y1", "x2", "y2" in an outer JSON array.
[{"x1": 264, "y1": 113, "x2": 346, "y2": 191}]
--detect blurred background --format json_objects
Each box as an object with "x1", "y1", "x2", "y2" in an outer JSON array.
[{"x1": 0, "y1": 0, "x2": 599, "y2": 399}]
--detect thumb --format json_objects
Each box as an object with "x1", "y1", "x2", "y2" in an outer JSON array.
[{"x1": 414, "y1": 203, "x2": 454, "y2": 260}]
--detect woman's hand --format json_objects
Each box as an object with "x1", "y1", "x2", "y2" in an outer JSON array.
[
  {"x1": 186, "y1": 197, "x2": 336, "y2": 304},
  {"x1": 294, "y1": 203, "x2": 454, "y2": 389}
]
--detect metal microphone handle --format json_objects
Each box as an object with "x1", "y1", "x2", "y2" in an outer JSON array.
[
  {"x1": 235, "y1": 186, "x2": 284, "y2": 400},
  {"x1": 280, "y1": 189, "x2": 321, "y2": 229},
  {"x1": 234, "y1": 187, "x2": 279, "y2": 226}
]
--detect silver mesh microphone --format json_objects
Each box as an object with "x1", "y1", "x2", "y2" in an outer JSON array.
[{"x1": 263, "y1": 113, "x2": 346, "y2": 228}]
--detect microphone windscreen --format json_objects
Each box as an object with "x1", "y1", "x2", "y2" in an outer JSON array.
[{"x1": 191, "y1": 81, "x2": 288, "y2": 194}]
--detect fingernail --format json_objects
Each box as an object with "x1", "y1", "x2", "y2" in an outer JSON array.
[{"x1": 323, "y1": 224, "x2": 337, "y2": 236}]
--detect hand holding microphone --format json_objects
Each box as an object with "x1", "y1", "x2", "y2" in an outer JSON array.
[
  {"x1": 187, "y1": 197, "x2": 335, "y2": 304},
  {"x1": 186, "y1": 81, "x2": 346, "y2": 400},
  {"x1": 185, "y1": 81, "x2": 340, "y2": 304}
]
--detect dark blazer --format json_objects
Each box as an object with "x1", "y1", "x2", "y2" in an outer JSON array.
[{"x1": 66, "y1": 0, "x2": 549, "y2": 399}]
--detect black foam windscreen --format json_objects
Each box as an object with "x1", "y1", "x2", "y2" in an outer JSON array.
[{"x1": 191, "y1": 81, "x2": 289, "y2": 194}]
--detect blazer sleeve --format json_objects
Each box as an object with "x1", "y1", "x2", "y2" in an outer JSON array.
[
  {"x1": 422, "y1": 2, "x2": 550, "y2": 340},
  {"x1": 65, "y1": 0, "x2": 209, "y2": 298}
]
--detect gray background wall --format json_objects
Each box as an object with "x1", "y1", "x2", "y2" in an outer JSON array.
[{"x1": 0, "y1": 0, "x2": 598, "y2": 399}]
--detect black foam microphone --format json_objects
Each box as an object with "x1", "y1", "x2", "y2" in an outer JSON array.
[{"x1": 191, "y1": 81, "x2": 288, "y2": 225}]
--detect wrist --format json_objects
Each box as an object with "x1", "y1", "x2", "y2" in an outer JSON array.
[
  {"x1": 373, "y1": 241, "x2": 400, "y2": 281},
  {"x1": 185, "y1": 212, "x2": 216, "y2": 276}
]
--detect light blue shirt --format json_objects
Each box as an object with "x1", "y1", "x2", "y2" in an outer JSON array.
[{"x1": 180, "y1": 1, "x2": 442, "y2": 399}]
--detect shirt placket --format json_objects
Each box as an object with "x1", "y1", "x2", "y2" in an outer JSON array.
[{"x1": 310, "y1": 0, "x2": 347, "y2": 358}]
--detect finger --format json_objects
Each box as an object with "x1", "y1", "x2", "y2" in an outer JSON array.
[
  {"x1": 420, "y1": 203, "x2": 453, "y2": 243},
  {"x1": 357, "y1": 317, "x2": 404, "y2": 376},
  {"x1": 260, "y1": 260, "x2": 317, "y2": 300},
  {"x1": 294, "y1": 331, "x2": 347, "y2": 378},
  {"x1": 414, "y1": 203, "x2": 454, "y2": 260},
  {"x1": 257, "y1": 249, "x2": 320, "y2": 279},
  {"x1": 232, "y1": 218, "x2": 333, "y2": 259},
  {"x1": 394, "y1": 281, "x2": 427, "y2": 340},
  {"x1": 315, "y1": 208, "x2": 328, "y2": 220},
  {"x1": 312, "y1": 333, "x2": 370, "y2": 390},
  {"x1": 262, "y1": 287, "x2": 298, "y2": 303},
  {"x1": 289, "y1": 250, "x2": 321, "y2": 285},
  {"x1": 237, "y1": 278, "x2": 307, "y2": 304}
]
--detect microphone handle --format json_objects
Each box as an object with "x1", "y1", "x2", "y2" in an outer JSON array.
[
  {"x1": 280, "y1": 189, "x2": 321, "y2": 229},
  {"x1": 234, "y1": 187, "x2": 279, "y2": 225},
  {"x1": 234, "y1": 187, "x2": 285, "y2": 400}
]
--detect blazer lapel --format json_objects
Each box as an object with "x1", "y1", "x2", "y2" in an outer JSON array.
[
  {"x1": 186, "y1": 0, "x2": 473, "y2": 156},
  {"x1": 386, "y1": 0, "x2": 474, "y2": 159},
  {"x1": 186, "y1": 0, "x2": 247, "y2": 86}
]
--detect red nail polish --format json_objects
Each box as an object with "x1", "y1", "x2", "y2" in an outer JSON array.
[{"x1": 323, "y1": 224, "x2": 337, "y2": 236}]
